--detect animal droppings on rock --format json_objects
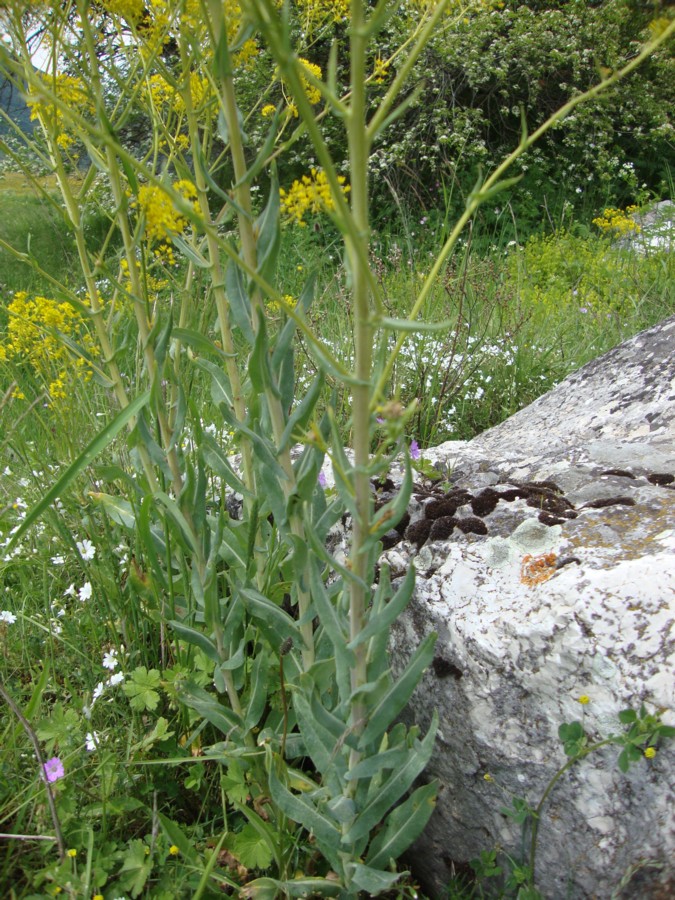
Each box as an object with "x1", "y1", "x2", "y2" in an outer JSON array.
[
  {"x1": 648, "y1": 472, "x2": 674, "y2": 486},
  {"x1": 470, "y1": 488, "x2": 501, "y2": 517},
  {"x1": 429, "y1": 516, "x2": 458, "y2": 541},
  {"x1": 526, "y1": 493, "x2": 574, "y2": 515},
  {"x1": 526, "y1": 479, "x2": 564, "y2": 494},
  {"x1": 380, "y1": 529, "x2": 401, "y2": 551},
  {"x1": 498, "y1": 488, "x2": 522, "y2": 502},
  {"x1": 538, "y1": 512, "x2": 566, "y2": 527},
  {"x1": 445, "y1": 488, "x2": 473, "y2": 506},
  {"x1": 404, "y1": 518, "x2": 432, "y2": 549},
  {"x1": 581, "y1": 496, "x2": 637, "y2": 509},
  {"x1": 555, "y1": 556, "x2": 581, "y2": 569},
  {"x1": 425, "y1": 498, "x2": 459, "y2": 520},
  {"x1": 395, "y1": 510, "x2": 411, "y2": 535},
  {"x1": 455, "y1": 516, "x2": 488, "y2": 535}
]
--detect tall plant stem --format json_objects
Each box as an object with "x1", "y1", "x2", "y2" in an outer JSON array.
[
  {"x1": 346, "y1": 0, "x2": 373, "y2": 767},
  {"x1": 209, "y1": 1, "x2": 315, "y2": 665}
]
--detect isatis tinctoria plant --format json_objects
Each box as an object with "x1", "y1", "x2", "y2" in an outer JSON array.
[{"x1": 1, "y1": 0, "x2": 673, "y2": 895}]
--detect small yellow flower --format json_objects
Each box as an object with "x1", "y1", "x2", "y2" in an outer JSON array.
[
  {"x1": 261, "y1": 103, "x2": 276, "y2": 117},
  {"x1": 67, "y1": 848, "x2": 77, "y2": 858},
  {"x1": 483, "y1": 773, "x2": 494, "y2": 782},
  {"x1": 279, "y1": 168, "x2": 350, "y2": 226},
  {"x1": 372, "y1": 57, "x2": 389, "y2": 84},
  {"x1": 644, "y1": 747, "x2": 656, "y2": 759},
  {"x1": 577, "y1": 695, "x2": 590, "y2": 705},
  {"x1": 93, "y1": 894, "x2": 104, "y2": 900},
  {"x1": 298, "y1": 58, "x2": 322, "y2": 105},
  {"x1": 169, "y1": 844, "x2": 180, "y2": 856}
]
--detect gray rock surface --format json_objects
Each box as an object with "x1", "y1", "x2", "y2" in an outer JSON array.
[
  {"x1": 382, "y1": 316, "x2": 675, "y2": 899},
  {"x1": 617, "y1": 199, "x2": 674, "y2": 253}
]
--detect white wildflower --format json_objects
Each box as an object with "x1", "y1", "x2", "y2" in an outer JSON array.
[{"x1": 76, "y1": 539, "x2": 96, "y2": 561}]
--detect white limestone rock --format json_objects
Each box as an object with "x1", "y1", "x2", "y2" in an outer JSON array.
[{"x1": 386, "y1": 316, "x2": 675, "y2": 899}]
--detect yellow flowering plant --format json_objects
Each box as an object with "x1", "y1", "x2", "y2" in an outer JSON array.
[{"x1": 1, "y1": 0, "x2": 673, "y2": 894}]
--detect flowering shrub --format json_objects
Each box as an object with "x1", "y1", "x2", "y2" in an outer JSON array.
[
  {"x1": 131, "y1": 179, "x2": 198, "y2": 264},
  {"x1": 0, "y1": 291, "x2": 95, "y2": 405},
  {"x1": 280, "y1": 168, "x2": 350, "y2": 225},
  {"x1": 592, "y1": 205, "x2": 641, "y2": 237}
]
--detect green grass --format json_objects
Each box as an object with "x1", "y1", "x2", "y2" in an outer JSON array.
[{"x1": 0, "y1": 189, "x2": 78, "y2": 295}]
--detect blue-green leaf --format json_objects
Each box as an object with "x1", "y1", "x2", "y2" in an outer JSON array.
[
  {"x1": 178, "y1": 682, "x2": 243, "y2": 736},
  {"x1": 348, "y1": 565, "x2": 416, "y2": 650},
  {"x1": 346, "y1": 713, "x2": 438, "y2": 844},
  {"x1": 255, "y1": 172, "x2": 280, "y2": 283},
  {"x1": 238, "y1": 586, "x2": 301, "y2": 643},
  {"x1": 348, "y1": 863, "x2": 402, "y2": 894},
  {"x1": 89, "y1": 491, "x2": 136, "y2": 529},
  {"x1": 267, "y1": 761, "x2": 341, "y2": 865},
  {"x1": 366, "y1": 780, "x2": 438, "y2": 869},
  {"x1": 8, "y1": 390, "x2": 150, "y2": 548},
  {"x1": 226, "y1": 260, "x2": 254, "y2": 345},
  {"x1": 358, "y1": 633, "x2": 436, "y2": 749},
  {"x1": 169, "y1": 621, "x2": 219, "y2": 664}
]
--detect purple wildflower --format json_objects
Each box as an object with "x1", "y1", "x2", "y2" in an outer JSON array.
[
  {"x1": 43, "y1": 757, "x2": 65, "y2": 783},
  {"x1": 410, "y1": 440, "x2": 421, "y2": 461},
  {"x1": 318, "y1": 471, "x2": 327, "y2": 488}
]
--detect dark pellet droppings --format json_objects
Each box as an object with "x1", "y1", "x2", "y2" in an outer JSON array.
[
  {"x1": 429, "y1": 516, "x2": 458, "y2": 541},
  {"x1": 581, "y1": 497, "x2": 636, "y2": 509},
  {"x1": 405, "y1": 518, "x2": 433, "y2": 549},
  {"x1": 471, "y1": 488, "x2": 500, "y2": 517},
  {"x1": 455, "y1": 516, "x2": 488, "y2": 535},
  {"x1": 539, "y1": 512, "x2": 566, "y2": 527},
  {"x1": 425, "y1": 498, "x2": 459, "y2": 520},
  {"x1": 648, "y1": 473, "x2": 674, "y2": 486}
]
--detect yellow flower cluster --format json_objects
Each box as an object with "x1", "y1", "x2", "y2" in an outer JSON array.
[
  {"x1": 120, "y1": 257, "x2": 169, "y2": 295},
  {"x1": 133, "y1": 179, "x2": 198, "y2": 248},
  {"x1": 103, "y1": 0, "x2": 145, "y2": 22},
  {"x1": 223, "y1": 0, "x2": 260, "y2": 66},
  {"x1": 0, "y1": 291, "x2": 95, "y2": 406},
  {"x1": 279, "y1": 168, "x2": 349, "y2": 226},
  {"x1": 295, "y1": 0, "x2": 350, "y2": 29},
  {"x1": 266, "y1": 294, "x2": 297, "y2": 314},
  {"x1": 146, "y1": 72, "x2": 213, "y2": 121},
  {"x1": 27, "y1": 74, "x2": 94, "y2": 150},
  {"x1": 372, "y1": 57, "x2": 389, "y2": 84},
  {"x1": 592, "y1": 206, "x2": 641, "y2": 237},
  {"x1": 298, "y1": 58, "x2": 322, "y2": 105}
]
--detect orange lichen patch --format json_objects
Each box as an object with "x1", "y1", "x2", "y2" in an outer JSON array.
[{"x1": 520, "y1": 552, "x2": 557, "y2": 586}]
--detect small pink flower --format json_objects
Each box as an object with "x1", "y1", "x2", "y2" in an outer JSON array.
[{"x1": 43, "y1": 757, "x2": 65, "y2": 783}]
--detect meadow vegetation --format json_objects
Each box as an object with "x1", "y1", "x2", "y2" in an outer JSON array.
[{"x1": 0, "y1": 1, "x2": 674, "y2": 898}]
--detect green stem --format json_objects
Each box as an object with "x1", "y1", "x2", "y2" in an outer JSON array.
[
  {"x1": 208, "y1": 1, "x2": 316, "y2": 665},
  {"x1": 529, "y1": 739, "x2": 614, "y2": 886},
  {"x1": 0, "y1": 679, "x2": 66, "y2": 861},
  {"x1": 346, "y1": 0, "x2": 372, "y2": 773}
]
